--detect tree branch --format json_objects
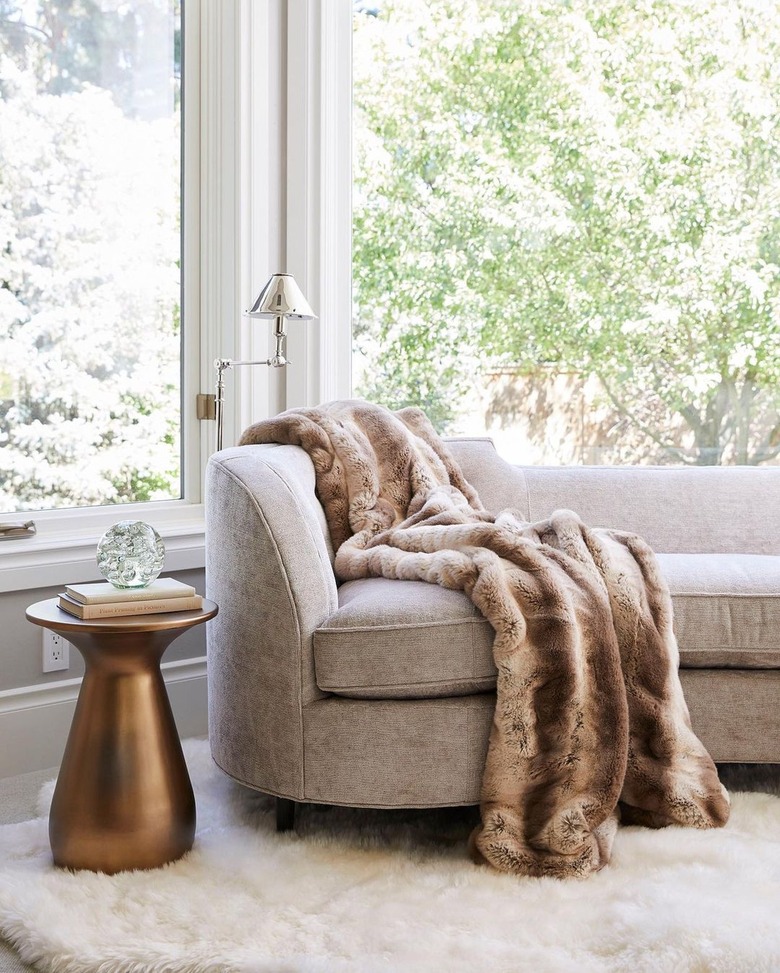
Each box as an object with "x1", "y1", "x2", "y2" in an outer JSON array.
[
  {"x1": 0, "y1": 19, "x2": 52, "y2": 44},
  {"x1": 596, "y1": 372, "x2": 696, "y2": 464}
]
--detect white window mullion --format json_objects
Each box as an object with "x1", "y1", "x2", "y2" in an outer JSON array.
[
  {"x1": 285, "y1": 0, "x2": 352, "y2": 410},
  {"x1": 239, "y1": 0, "x2": 287, "y2": 430}
]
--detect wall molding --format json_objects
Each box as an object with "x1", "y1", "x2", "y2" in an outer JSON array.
[{"x1": 0, "y1": 656, "x2": 208, "y2": 779}]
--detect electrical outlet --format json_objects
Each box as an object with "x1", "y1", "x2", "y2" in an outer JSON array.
[{"x1": 42, "y1": 630, "x2": 70, "y2": 673}]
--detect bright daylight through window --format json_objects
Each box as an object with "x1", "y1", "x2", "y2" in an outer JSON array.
[
  {"x1": 0, "y1": 0, "x2": 182, "y2": 513},
  {"x1": 352, "y1": 0, "x2": 780, "y2": 466}
]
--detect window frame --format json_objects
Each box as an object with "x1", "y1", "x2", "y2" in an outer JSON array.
[
  {"x1": 0, "y1": 0, "x2": 203, "y2": 592},
  {"x1": 0, "y1": 0, "x2": 285, "y2": 593},
  {"x1": 1, "y1": 0, "x2": 351, "y2": 593}
]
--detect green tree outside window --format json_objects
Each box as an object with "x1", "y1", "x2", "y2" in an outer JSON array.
[{"x1": 353, "y1": 0, "x2": 780, "y2": 465}]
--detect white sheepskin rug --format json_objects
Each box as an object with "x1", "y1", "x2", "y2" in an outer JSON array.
[{"x1": 1, "y1": 741, "x2": 779, "y2": 973}]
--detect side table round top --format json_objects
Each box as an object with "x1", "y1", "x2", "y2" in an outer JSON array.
[{"x1": 26, "y1": 597, "x2": 218, "y2": 634}]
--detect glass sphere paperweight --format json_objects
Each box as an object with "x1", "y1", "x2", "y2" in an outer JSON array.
[{"x1": 96, "y1": 521, "x2": 166, "y2": 589}]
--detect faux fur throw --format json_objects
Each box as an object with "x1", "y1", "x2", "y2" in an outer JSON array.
[{"x1": 240, "y1": 400, "x2": 730, "y2": 878}]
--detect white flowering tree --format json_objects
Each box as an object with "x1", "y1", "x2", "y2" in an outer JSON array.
[
  {"x1": 0, "y1": 0, "x2": 181, "y2": 510},
  {"x1": 353, "y1": 0, "x2": 780, "y2": 464}
]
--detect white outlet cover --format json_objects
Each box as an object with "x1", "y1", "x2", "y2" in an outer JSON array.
[{"x1": 42, "y1": 630, "x2": 70, "y2": 673}]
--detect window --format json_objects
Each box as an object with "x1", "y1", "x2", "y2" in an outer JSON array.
[
  {"x1": 0, "y1": 1, "x2": 293, "y2": 592},
  {"x1": 0, "y1": 0, "x2": 183, "y2": 513},
  {"x1": 352, "y1": 0, "x2": 780, "y2": 467}
]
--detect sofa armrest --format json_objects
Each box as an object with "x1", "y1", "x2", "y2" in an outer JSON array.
[{"x1": 206, "y1": 444, "x2": 338, "y2": 799}]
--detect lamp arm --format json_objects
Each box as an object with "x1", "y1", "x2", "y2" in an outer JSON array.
[
  {"x1": 213, "y1": 345, "x2": 293, "y2": 452},
  {"x1": 219, "y1": 358, "x2": 274, "y2": 368}
]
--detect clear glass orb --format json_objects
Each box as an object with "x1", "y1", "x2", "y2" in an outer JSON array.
[{"x1": 96, "y1": 521, "x2": 166, "y2": 589}]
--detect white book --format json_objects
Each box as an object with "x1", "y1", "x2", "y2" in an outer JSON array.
[{"x1": 64, "y1": 577, "x2": 197, "y2": 605}]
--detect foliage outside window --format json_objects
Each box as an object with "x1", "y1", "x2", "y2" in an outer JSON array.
[
  {"x1": 353, "y1": 0, "x2": 780, "y2": 466},
  {"x1": 0, "y1": 0, "x2": 182, "y2": 512}
]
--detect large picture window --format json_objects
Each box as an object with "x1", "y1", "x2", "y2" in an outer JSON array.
[
  {"x1": 0, "y1": 0, "x2": 183, "y2": 512},
  {"x1": 352, "y1": 0, "x2": 780, "y2": 467}
]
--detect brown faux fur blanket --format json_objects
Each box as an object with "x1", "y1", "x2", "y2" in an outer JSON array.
[{"x1": 240, "y1": 400, "x2": 730, "y2": 878}]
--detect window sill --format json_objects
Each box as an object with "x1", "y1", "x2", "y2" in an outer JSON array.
[{"x1": 0, "y1": 502, "x2": 205, "y2": 593}]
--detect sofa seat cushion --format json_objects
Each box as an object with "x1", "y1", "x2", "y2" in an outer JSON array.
[
  {"x1": 313, "y1": 554, "x2": 780, "y2": 699},
  {"x1": 313, "y1": 578, "x2": 496, "y2": 698},
  {"x1": 656, "y1": 553, "x2": 780, "y2": 668}
]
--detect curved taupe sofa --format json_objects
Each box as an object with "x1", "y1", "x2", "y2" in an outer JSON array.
[{"x1": 206, "y1": 439, "x2": 780, "y2": 822}]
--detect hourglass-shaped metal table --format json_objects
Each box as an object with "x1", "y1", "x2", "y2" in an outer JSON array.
[{"x1": 25, "y1": 598, "x2": 218, "y2": 874}]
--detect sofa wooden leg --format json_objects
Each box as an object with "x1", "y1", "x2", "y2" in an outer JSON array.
[{"x1": 276, "y1": 797, "x2": 297, "y2": 833}]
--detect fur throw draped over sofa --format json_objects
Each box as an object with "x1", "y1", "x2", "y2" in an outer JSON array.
[{"x1": 239, "y1": 400, "x2": 730, "y2": 879}]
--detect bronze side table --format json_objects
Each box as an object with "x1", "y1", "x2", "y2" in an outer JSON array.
[{"x1": 25, "y1": 597, "x2": 218, "y2": 875}]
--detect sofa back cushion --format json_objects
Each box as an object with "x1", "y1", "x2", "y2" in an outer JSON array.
[{"x1": 447, "y1": 439, "x2": 780, "y2": 555}]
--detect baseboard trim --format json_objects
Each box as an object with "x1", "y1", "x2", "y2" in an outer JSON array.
[{"x1": 0, "y1": 656, "x2": 208, "y2": 778}]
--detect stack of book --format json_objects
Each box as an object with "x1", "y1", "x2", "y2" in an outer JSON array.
[{"x1": 58, "y1": 578, "x2": 203, "y2": 619}]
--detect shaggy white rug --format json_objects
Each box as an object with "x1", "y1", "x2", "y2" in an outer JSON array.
[{"x1": 0, "y1": 742, "x2": 779, "y2": 973}]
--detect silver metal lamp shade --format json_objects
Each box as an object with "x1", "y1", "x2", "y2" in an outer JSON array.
[{"x1": 245, "y1": 273, "x2": 316, "y2": 320}]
